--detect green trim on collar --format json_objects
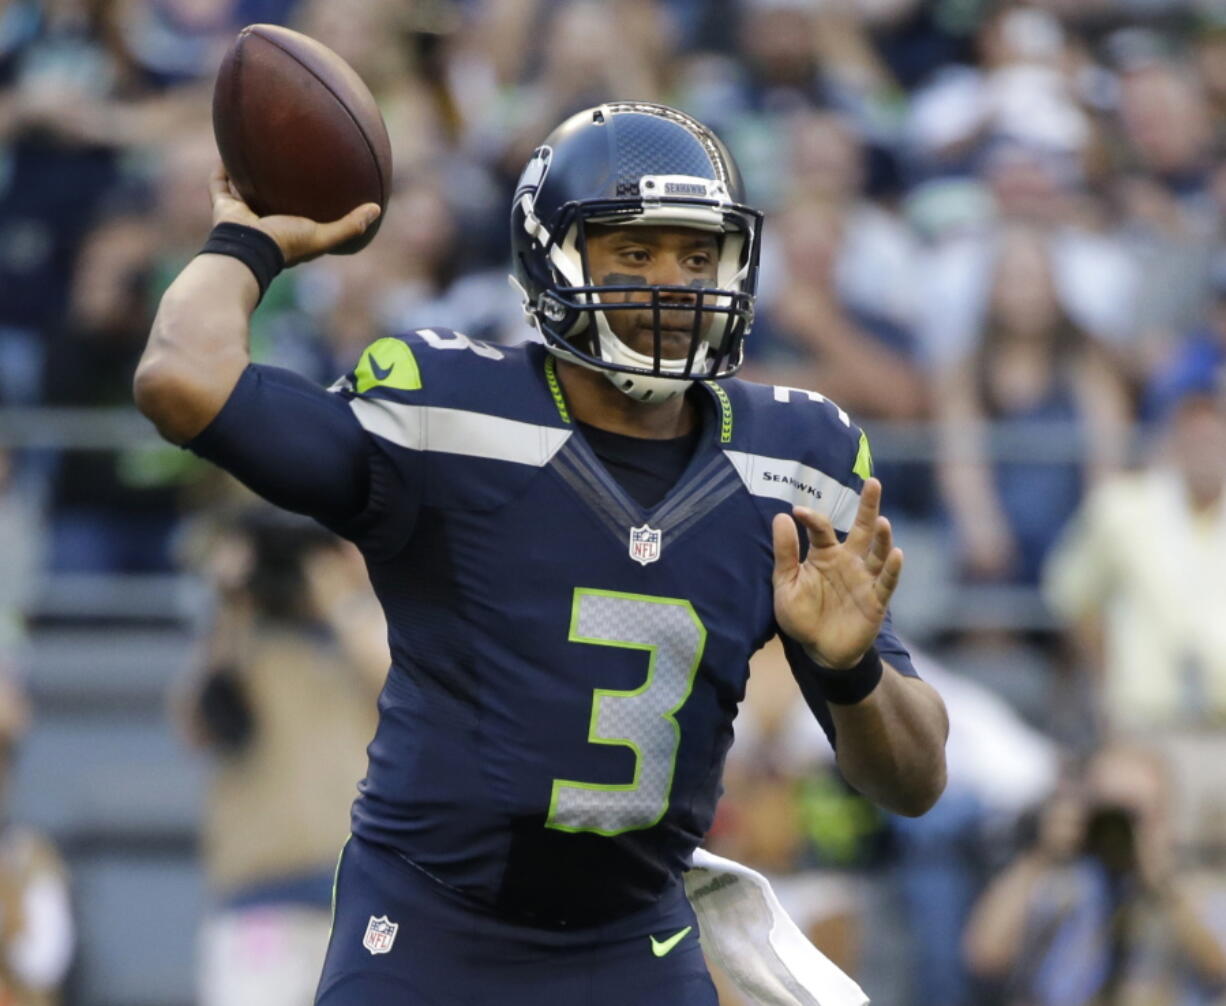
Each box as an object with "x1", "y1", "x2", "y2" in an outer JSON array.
[
  {"x1": 704, "y1": 382, "x2": 734, "y2": 443},
  {"x1": 544, "y1": 354, "x2": 571, "y2": 423}
]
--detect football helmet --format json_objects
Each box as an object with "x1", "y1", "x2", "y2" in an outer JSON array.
[{"x1": 510, "y1": 102, "x2": 762, "y2": 402}]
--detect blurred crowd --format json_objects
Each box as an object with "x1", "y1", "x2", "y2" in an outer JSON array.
[{"x1": 2, "y1": 0, "x2": 1226, "y2": 1003}]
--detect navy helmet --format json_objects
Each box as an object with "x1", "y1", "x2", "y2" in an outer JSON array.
[{"x1": 510, "y1": 102, "x2": 763, "y2": 401}]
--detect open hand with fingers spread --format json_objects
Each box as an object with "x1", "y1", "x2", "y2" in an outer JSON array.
[
  {"x1": 208, "y1": 163, "x2": 380, "y2": 267},
  {"x1": 771, "y1": 478, "x2": 903, "y2": 670}
]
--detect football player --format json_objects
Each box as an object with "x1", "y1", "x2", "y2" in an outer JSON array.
[{"x1": 134, "y1": 102, "x2": 948, "y2": 1005}]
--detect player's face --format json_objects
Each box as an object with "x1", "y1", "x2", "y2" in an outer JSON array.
[
  {"x1": 585, "y1": 224, "x2": 719, "y2": 359},
  {"x1": 1172, "y1": 396, "x2": 1226, "y2": 496}
]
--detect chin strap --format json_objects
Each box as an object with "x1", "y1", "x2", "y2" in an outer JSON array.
[
  {"x1": 599, "y1": 367, "x2": 688, "y2": 403},
  {"x1": 542, "y1": 314, "x2": 711, "y2": 403},
  {"x1": 591, "y1": 313, "x2": 707, "y2": 403}
]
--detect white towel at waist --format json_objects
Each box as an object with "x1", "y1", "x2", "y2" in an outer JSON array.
[{"x1": 684, "y1": 849, "x2": 870, "y2": 1006}]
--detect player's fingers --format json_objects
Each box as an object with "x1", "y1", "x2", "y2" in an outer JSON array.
[
  {"x1": 845, "y1": 478, "x2": 882, "y2": 555},
  {"x1": 864, "y1": 516, "x2": 892, "y2": 577},
  {"x1": 311, "y1": 203, "x2": 381, "y2": 252},
  {"x1": 771, "y1": 512, "x2": 801, "y2": 580},
  {"x1": 208, "y1": 162, "x2": 233, "y2": 206},
  {"x1": 793, "y1": 506, "x2": 839, "y2": 555},
  {"x1": 208, "y1": 162, "x2": 262, "y2": 230},
  {"x1": 873, "y1": 548, "x2": 904, "y2": 606}
]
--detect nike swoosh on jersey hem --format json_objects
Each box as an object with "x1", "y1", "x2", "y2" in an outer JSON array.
[
  {"x1": 369, "y1": 356, "x2": 394, "y2": 380},
  {"x1": 650, "y1": 925, "x2": 693, "y2": 957}
]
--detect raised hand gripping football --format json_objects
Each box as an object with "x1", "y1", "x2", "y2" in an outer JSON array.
[
  {"x1": 771, "y1": 478, "x2": 904, "y2": 670},
  {"x1": 208, "y1": 163, "x2": 380, "y2": 267}
]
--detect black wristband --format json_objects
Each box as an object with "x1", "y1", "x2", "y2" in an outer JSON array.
[
  {"x1": 199, "y1": 222, "x2": 285, "y2": 303},
  {"x1": 808, "y1": 645, "x2": 884, "y2": 705}
]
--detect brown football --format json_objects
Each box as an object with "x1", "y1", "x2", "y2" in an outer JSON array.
[{"x1": 212, "y1": 24, "x2": 392, "y2": 254}]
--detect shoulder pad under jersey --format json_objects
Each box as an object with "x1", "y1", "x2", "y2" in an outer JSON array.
[
  {"x1": 713, "y1": 378, "x2": 872, "y2": 533},
  {"x1": 333, "y1": 331, "x2": 573, "y2": 509}
]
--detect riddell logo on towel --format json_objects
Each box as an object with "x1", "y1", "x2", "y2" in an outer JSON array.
[
  {"x1": 363, "y1": 915, "x2": 399, "y2": 955},
  {"x1": 689, "y1": 873, "x2": 738, "y2": 901}
]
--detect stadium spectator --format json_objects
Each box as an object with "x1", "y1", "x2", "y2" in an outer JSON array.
[
  {"x1": 300, "y1": 174, "x2": 522, "y2": 362},
  {"x1": 1114, "y1": 57, "x2": 1220, "y2": 369},
  {"x1": 782, "y1": 111, "x2": 919, "y2": 334},
  {"x1": 867, "y1": 0, "x2": 977, "y2": 93},
  {"x1": 1193, "y1": 12, "x2": 1226, "y2": 148},
  {"x1": 1044, "y1": 349, "x2": 1226, "y2": 862},
  {"x1": 292, "y1": 0, "x2": 451, "y2": 177},
  {"x1": 40, "y1": 209, "x2": 186, "y2": 572},
  {"x1": 118, "y1": 0, "x2": 300, "y2": 89},
  {"x1": 1144, "y1": 250, "x2": 1226, "y2": 421},
  {"x1": 722, "y1": 112, "x2": 936, "y2": 523},
  {"x1": 964, "y1": 745, "x2": 1226, "y2": 1006},
  {"x1": 937, "y1": 224, "x2": 1130, "y2": 584},
  {"x1": 888, "y1": 649, "x2": 1060, "y2": 1006},
  {"x1": 489, "y1": 0, "x2": 672, "y2": 175},
  {"x1": 901, "y1": 5, "x2": 1088, "y2": 194},
  {"x1": 174, "y1": 507, "x2": 383, "y2": 1006},
  {"x1": 0, "y1": 671, "x2": 73, "y2": 1006},
  {"x1": 0, "y1": 451, "x2": 40, "y2": 649},
  {"x1": 0, "y1": 0, "x2": 133, "y2": 406},
  {"x1": 716, "y1": 640, "x2": 1057, "y2": 1006},
  {"x1": 747, "y1": 195, "x2": 927, "y2": 424},
  {"x1": 904, "y1": 6, "x2": 1142, "y2": 370},
  {"x1": 1044, "y1": 351, "x2": 1226, "y2": 733},
  {"x1": 681, "y1": 0, "x2": 902, "y2": 210}
]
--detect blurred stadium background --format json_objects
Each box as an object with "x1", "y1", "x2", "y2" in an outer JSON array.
[{"x1": 2, "y1": 0, "x2": 1226, "y2": 1003}]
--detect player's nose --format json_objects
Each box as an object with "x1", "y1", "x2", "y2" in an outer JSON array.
[{"x1": 652, "y1": 255, "x2": 698, "y2": 301}]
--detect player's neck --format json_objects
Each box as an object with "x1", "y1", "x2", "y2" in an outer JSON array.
[{"x1": 556, "y1": 361, "x2": 698, "y2": 440}]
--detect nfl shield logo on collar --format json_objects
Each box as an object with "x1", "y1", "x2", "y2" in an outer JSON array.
[
  {"x1": 628, "y1": 524, "x2": 663, "y2": 566},
  {"x1": 363, "y1": 915, "x2": 399, "y2": 955}
]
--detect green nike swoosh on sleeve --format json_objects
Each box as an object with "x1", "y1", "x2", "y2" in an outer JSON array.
[
  {"x1": 353, "y1": 337, "x2": 422, "y2": 393},
  {"x1": 649, "y1": 925, "x2": 693, "y2": 958}
]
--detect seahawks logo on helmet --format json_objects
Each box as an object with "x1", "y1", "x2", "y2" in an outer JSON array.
[
  {"x1": 514, "y1": 146, "x2": 552, "y2": 208},
  {"x1": 509, "y1": 102, "x2": 763, "y2": 403}
]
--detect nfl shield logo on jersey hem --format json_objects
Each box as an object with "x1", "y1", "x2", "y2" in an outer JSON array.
[
  {"x1": 628, "y1": 524, "x2": 663, "y2": 566},
  {"x1": 363, "y1": 915, "x2": 398, "y2": 955}
]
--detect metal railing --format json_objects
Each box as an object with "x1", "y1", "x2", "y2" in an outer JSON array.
[
  {"x1": 0, "y1": 406, "x2": 1154, "y2": 463},
  {"x1": 2, "y1": 407, "x2": 1136, "y2": 635},
  {"x1": 0, "y1": 408, "x2": 158, "y2": 451}
]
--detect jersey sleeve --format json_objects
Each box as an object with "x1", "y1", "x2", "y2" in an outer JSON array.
[{"x1": 187, "y1": 363, "x2": 419, "y2": 556}]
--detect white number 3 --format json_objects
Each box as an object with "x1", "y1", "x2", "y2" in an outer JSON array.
[{"x1": 416, "y1": 328, "x2": 504, "y2": 360}]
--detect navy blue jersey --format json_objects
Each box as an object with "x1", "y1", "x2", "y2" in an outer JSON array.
[{"x1": 192, "y1": 328, "x2": 916, "y2": 927}]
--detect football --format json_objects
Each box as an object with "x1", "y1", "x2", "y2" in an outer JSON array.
[{"x1": 212, "y1": 24, "x2": 392, "y2": 254}]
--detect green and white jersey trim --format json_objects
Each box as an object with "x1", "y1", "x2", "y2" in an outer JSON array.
[
  {"x1": 722, "y1": 450, "x2": 861, "y2": 532},
  {"x1": 349, "y1": 398, "x2": 572, "y2": 467}
]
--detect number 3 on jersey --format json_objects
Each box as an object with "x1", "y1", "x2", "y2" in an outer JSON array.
[{"x1": 547, "y1": 589, "x2": 707, "y2": 836}]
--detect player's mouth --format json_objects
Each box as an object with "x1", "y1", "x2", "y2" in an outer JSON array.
[{"x1": 635, "y1": 324, "x2": 695, "y2": 359}]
